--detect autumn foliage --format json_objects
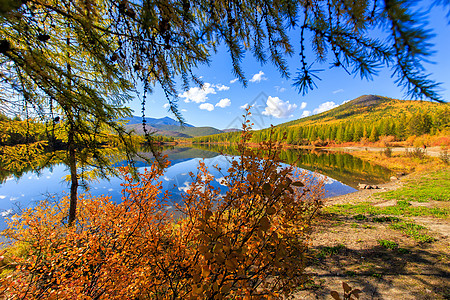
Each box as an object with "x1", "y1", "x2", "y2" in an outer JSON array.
[{"x1": 0, "y1": 116, "x2": 323, "y2": 299}]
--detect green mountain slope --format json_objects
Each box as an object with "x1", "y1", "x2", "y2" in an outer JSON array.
[{"x1": 281, "y1": 95, "x2": 446, "y2": 128}]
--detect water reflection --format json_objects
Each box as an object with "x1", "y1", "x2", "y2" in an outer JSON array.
[
  {"x1": 0, "y1": 145, "x2": 393, "y2": 228},
  {"x1": 190, "y1": 144, "x2": 394, "y2": 188}
]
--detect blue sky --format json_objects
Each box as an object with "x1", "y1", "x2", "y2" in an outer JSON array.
[{"x1": 128, "y1": 4, "x2": 450, "y2": 130}]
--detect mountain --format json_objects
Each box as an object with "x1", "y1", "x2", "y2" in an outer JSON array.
[
  {"x1": 280, "y1": 95, "x2": 391, "y2": 127},
  {"x1": 193, "y1": 95, "x2": 449, "y2": 144},
  {"x1": 124, "y1": 123, "x2": 193, "y2": 138},
  {"x1": 122, "y1": 116, "x2": 194, "y2": 127},
  {"x1": 280, "y1": 94, "x2": 447, "y2": 128},
  {"x1": 122, "y1": 115, "x2": 239, "y2": 138}
]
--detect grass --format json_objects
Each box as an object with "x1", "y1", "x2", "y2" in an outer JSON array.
[
  {"x1": 349, "y1": 150, "x2": 438, "y2": 172},
  {"x1": 377, "y1": 239, "x2": 398, "y2": 250},
  {"x1": 389, "y1": 222, "x2": 434, "y2": 243},
  {"x1": 353, "y1": 214, "x2": 368, "y2": 221},
  {"x1": 324, "y1": 201, "x2": 449, "y2": 218},
  {"x1": 316, "y1": 244, "x2": 345, "y2": 258},
  {"x1": 372, "y1": 216, "x2": 401, "y2": 223},
  {"x1": 379, "y1": 169, "x2": 450, "y2": 202}
]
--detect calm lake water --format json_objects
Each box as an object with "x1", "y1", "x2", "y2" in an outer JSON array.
[{"x1": 0, "y1": 145, "x2": 393, "y2": 229}]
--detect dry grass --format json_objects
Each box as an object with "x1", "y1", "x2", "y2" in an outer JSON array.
[{"x1": 348, "y1": 150, "x2": 443, "y2": 172}]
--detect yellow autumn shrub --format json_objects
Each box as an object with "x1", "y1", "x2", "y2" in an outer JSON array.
[{"x1": 0, "y1": 117, "x2": 323, "y2": 299}]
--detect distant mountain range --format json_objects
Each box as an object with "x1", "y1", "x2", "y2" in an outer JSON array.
[
  {"x1": 122, "y1": 116, "x2": 240, "y2": 138},
  {"x1": 123, "y1": 116, "x2": 195, "y2": 127}
]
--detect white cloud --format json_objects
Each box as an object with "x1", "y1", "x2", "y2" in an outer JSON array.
[
  {"x1": 313, "y1": 101, "x2": 338, "y2": 114},
  {"x1": 216, "y1": 98, "x2": 231, "y2": 108},
  {"x1": 300, "y1": 102, "x2": 307, "y2": 109},
  {"x1": 332, "y1": 89, "x2": 344, "y2": 94},
  {"x1": 1, "y1": 209, "x2": 13, "y2": 217},
  {"x1": 214, "y1": 84, "x2": 230, "y2": 91},
  {"x1": 301, "y1": 110, "x2": 311, "y2": 118},
  {"x1": 178, "y1": 181, "x2": 207, "y2": 193},
  {"x1": 0, "y1": 195, "x2": 6, "y2": 199},
  {"x1": 178, "y1": 181, "x2": 191, "y2": 193},
  {"x1": 275, "y1": 86, "x2": 286, "y2": 92},
  {"x1": 216, "y1": 177, "x2": 228, "y2": 186},
  {"x1": 262, "y1": 96, "x2": 297, "y2": 118},
  {"x1": 163, "y1": 103, "x2": 170, "y2": 109},
  {"x1": 240, "y1": 103, "x2": 249, "y2": 110},
  {"x1": 230, "y1": 78, "x2": 238, "y2": 84},
  {"x1": 199, "y1": 103, "x2": 214, "y2": 111},
  {"x1": 249, "y1": 71, "x2": 267, "y2": 83},
  {"x1": 179, "y1": 83, "x2": 216, "y2": 103},
  {"x1": 181, "y1": 108, "x2": 187, "y2": 112},
  {"x1": 341, "y1": 99, "x2": 351, "y2": 105},
  {"x1": 316, "y1": 174, "x2": 336, "y2": 185}
]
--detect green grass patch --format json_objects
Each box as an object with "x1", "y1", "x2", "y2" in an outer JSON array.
[
  {"x1": 378, "y1": 169, "x2": 450, "y2": 202},
  {"x1": 389, "y1": 221, "x2": 434, "y2": 243},
  {"x1": 372, "y1": 216, "x2": 401, "y2": 223},
  {"x1": 316, "y1": 244, "x2": 345, "y2": 258},
  {"x1": 371, "y1": 273, "x2": 383, "y2": 279},
  {"x1": 377, "y1": 239, "x2": 398, "y2": 250},
  {"x1": 353, "y1": 214, "x2": 368, "y2": 221},
  {"x1": 397, "y1": 248, "x2": 410, "y2": 254},
  {"x1": 324, "y1": 202, "x2": 448, "y2": 218}
]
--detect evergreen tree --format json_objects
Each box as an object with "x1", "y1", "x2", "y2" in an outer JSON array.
[
  {"x1": 309, "y1": 127, "x2": 317, "y2": 142},
  {"x1": 408, "y1": 112, "x2": 432, "y2": 135},
  {"x1": 369, "y1": 125, "x2": 379, "y2": 142},
  {"x1": 344, "y1": 123, "x2": 354, "y2": 142},
  {"x1": 336, "y1": 124, "x2": 344, "y2": 143},
  {"x1": 353, "y1": 124, "x2": 363, "y2": 142},
  {"x1": 330, "y1": 126, "x2": 337, "y2": 141},
  {"x1": 286, "y1": 130, "x2": 294, "y2": 144}
]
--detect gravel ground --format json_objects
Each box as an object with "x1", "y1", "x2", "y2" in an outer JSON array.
[{"x1": 292, "y1": 173, "x2": 450, "y2": 300}]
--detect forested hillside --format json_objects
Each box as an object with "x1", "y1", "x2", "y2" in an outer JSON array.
[{"x1": 192, "y1": 95, "x2": 449, "y2": 146}]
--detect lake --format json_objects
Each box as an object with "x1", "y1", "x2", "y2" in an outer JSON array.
[{"x1": 0, "y1": 145, "x2": 393, "y2": 229}]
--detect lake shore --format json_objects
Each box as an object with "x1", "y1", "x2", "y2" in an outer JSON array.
[
  {"x1": 294, "y1": 167, "x2": 450, "y2": 299},
  {"x1": 328, "y1": 146, "x2": 444, "y2": 158}
]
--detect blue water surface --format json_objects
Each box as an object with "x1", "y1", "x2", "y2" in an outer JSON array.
[{"x1": 0, "y1": 151, "x2": 358, "y2": 229}]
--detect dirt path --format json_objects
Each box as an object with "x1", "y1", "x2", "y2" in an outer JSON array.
[{"x1": 293, "y1": 173, "x2": 450, "y2": 300}]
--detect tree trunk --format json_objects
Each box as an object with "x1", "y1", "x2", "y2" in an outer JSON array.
[{"x1": 67, "y1": 125, "x2": 78, "y2": 226}]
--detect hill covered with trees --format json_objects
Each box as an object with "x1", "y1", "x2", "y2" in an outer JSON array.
[{"x1": 192, "y1": 95, "x2": 449, "y2": 146}]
